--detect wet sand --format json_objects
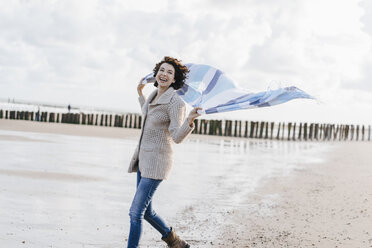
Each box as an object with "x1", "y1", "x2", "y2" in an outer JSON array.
[
  {"x1": 0, "y1": 119, "x2": 141, "y2": 140},
  {"x1": 1, "y1": 119, "x2": 372, "y2": 247},
  {"x1": 213, "y1": 141, "x2": 372, "y2": 248}
]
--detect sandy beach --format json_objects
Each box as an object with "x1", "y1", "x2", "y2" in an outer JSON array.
[
  {"x1": 219, "y1": 141, "x2": 372, "y2": 247},
  {"x1": 1, "y1": 119, "x2": 371, "y2": 248}
]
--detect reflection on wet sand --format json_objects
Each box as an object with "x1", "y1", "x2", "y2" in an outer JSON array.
[{"x1": 0, "y1": 168, "x2": 105, "y2": 182}]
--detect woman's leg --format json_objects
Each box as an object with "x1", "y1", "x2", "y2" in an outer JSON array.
[
  {"x1": 144, "y1": 201, "x2": 171, "y2": 238},
  {"x1": 136, "y1": 171, "x2": 171, "y2": 237},
  {"x1": 127, "y1": 171, "x2": 162, "y2": 248},
  {"x1": 137, "y1": 171, "x2": 171, "y2": 237}
]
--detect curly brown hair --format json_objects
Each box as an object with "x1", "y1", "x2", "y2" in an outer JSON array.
[{"x1": 153, "y1": 56, "x2": 189, "y2": 90}]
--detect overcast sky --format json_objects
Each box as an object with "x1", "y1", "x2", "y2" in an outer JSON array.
[{"x1": 1, "y1": 0, "x2": 372, "y2": 124}]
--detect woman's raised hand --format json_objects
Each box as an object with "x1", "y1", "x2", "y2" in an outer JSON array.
[
  {"x1": 137, "y1": 77, "x2": 156, "y2": 96},
  {"x1": 187, "y1": 107, "x2": 202, "y2": 127},
  {"x1": 137, "y1": 78, "x2": 146, "y2": 96}
]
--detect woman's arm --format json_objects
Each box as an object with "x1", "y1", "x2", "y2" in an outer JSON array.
[
  {"x1": 137, "y1": 78, "x2": 146, "y2": 107},
  {"x1": 168, "y1": 100, "x2": 201, "y2": 144}
]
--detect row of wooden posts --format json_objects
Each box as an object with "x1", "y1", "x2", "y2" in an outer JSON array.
[
  {"x1": 0, "y1": 109, "x2": 371, "y2": 141},
  {"x1": 0, "y1": 110, "x2": 142, "y2": 129}
]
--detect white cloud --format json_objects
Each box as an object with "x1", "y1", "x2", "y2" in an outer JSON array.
[
  {"x1": 0, "y1": 0, "x2": 371, "y2": 123},
  {"x1": 360, "y1": 0, "x2": 372, "y2": 36}
]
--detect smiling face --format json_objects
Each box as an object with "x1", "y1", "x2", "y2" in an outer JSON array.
[{"x1": 155, "y1": 63, "x2": 176, "y2": 89}]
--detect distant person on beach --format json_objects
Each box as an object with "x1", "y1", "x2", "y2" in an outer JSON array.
[
  {"x1": 127, "y1": 56, "x2": 201, "y2": 248},
  {"x1": 68, "y1": 104, "x2": 71, "y2": 113},
  {"x1": 36, "y1": 106, "x2": 40, "y2": 121}
]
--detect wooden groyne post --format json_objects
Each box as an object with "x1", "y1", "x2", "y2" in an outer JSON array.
[
  {"x1": 276, "y1": 122, "x2": 281, "y2": 140},
  {"x1": 264, "y1": 122, "x2": 269, "y2": 139},
  {"x1": 287, "y1": 122, "x2": 292, "y2": 141},
  {"x1": 259, "y1": 121, "x2": 265, "y2": 139},
  {"x1": 192, "y1": 119, "x2": 199, "y2": 134},
  {"x1": 249, "y1": 121, "x2": 255, "y2": 138}
]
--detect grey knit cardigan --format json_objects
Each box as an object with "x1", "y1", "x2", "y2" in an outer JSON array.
[{"x1": 128, "y1": 87, "x2": 194, "y2": 180}]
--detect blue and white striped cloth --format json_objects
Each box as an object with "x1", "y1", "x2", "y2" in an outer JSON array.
[{"x1": 142, "y1": 63, "x2": 314, "y2": 115}]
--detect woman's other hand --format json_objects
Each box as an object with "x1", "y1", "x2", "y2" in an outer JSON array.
[{"x1": 187, "y1": 107, "x2": 202, "y2": 127}]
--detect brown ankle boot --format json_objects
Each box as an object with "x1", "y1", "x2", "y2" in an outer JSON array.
[{"x1": 162, "y1": 227, "x2": 190, "y2": 248}]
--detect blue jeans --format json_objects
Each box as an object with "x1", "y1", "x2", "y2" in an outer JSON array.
[{"x1": 127, "y1": 170, "x2": 171, "y2": 248}]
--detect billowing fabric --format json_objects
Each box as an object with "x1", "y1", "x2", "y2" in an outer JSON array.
[{"x1": 142, "y1": 63, "x2": 314, "y2": 114}]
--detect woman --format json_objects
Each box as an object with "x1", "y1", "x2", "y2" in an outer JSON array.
[{"x1": 127, "y1": 56, "x2": 201, "y2": 248}]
